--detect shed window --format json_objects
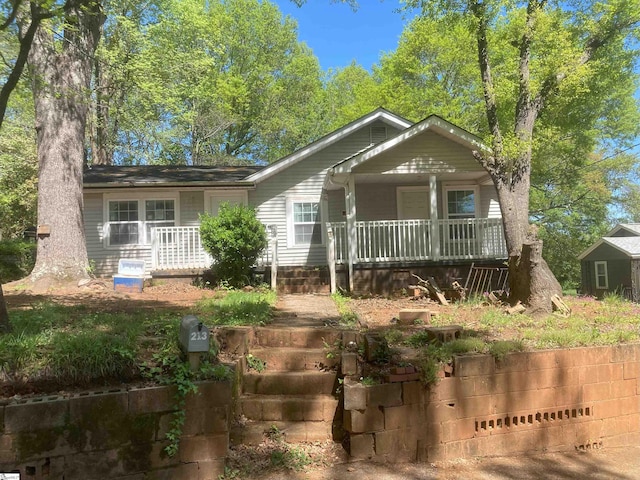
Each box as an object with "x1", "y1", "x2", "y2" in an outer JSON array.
[
  {"x1": 595, "y1": 261, "x2": 608, "y2": 289},
  {"x1": 108, "y1": 201, "x2": 139, "y2": 245},
  {"x1": 446, "y1": 189, "x2": 476, "y2": 240}
]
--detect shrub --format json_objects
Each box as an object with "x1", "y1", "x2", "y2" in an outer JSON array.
[
  {"x1": 0, "y1": 239, "x2": 36, "y2": 281},
  {"x1": 199, "y1": 204, "x2": 267, "y2": 287}
]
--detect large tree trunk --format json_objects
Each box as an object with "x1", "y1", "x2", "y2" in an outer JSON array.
[
  {"x1": 27, "y1": 1, "x2": 103, "y2": 287},
  {"x1": 0, "y1": 285, "x2": 10, "y2": 333}
]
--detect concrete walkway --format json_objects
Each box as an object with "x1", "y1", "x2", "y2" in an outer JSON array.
[{"x1": 271, "y1": 294, "x2": 341, "y2": 327}]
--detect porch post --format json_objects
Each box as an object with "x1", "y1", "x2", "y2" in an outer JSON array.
[
  {"x1": 429, "y1": 174, "x2": 440, "y2": 260},
  {"x1": 345, "y1": 175, "x2": 357, "y2": 292}
]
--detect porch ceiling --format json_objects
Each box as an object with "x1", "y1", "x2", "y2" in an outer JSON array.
[{"x1": 324, "y1": 171, "x2": 490, "y2": 189}]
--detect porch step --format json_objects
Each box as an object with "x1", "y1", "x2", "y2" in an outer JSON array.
[
  {"x1": 277, "y1": 267, "x2": 330, "y2": 279},
  {"x1": 230, "y1": 420, "x2": 335, "y2": 446},
  {"x1": 275, "y1": 267, "x2": 331, "y2": 294},
  {"x1": 278, "y1": 284, "x2": 331, "y2": 294},
  {"x1": 254, "y1": 327, "x2": 342, "y2": 349},
  {"x1": 243, "y1": 371, "x2": 338, "y2": 396},
  {"x1": 238, "y1": 394, "x2": 339, "y2": 422},
  {"x1": 247, "y1": 347, "x2": 338, "y2": 372}
]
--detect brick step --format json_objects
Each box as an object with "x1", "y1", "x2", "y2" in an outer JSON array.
[
  {"x1": 247, "y1": 347, "x2": 339, "y2": 372},
  {"x1": 277, "y1": 284, "x2": 331, "y2": 294},
  {"x1": 254, "y1": 327, "x2": 343, "y2": 348},
  {"x1": 277, "y1": 277, "x2": 329, "y2": 286},
  {"x1": 242, "y1": 371, "x2": 338, "y2": 396},
  {"x1": 277, "y1": 268, "x2": 330, "y2": 279},
  {"x1": 230, "y1": 420, "x2": 335, "y2": 446},
  {"x1": 238, "y1": 394, "x2": 339, "y2": 422}
]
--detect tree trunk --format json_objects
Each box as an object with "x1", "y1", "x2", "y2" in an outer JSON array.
[
  {"x1": 0, "y1": 284, "x2": 10, "y2": 333},
  {"x1": 27, "y1": 1, "x2": 103, "y2": 287},
  {"x1": 90, "y1": 32, "x2": 112, "y2": 166}
]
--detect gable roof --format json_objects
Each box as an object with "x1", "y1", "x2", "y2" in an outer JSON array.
[
  {"x1": 245, "y1": 108, "x2": 412, "y2": 184},
  {"x1": 329, "y1": 114, "x2": 488, "y2": 177},
  {"x1": 578, "y1": 234, "x2": 640, "y2": 260},
  {"x1": 607, "y1": 223, "x2": 640, "y2": 236},
  {"x1": 83, "y1": 165, "x2": 263, "y2": 188}
]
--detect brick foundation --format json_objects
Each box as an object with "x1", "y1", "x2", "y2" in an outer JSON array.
[
  {"x1": 0, "y1": 380, "x2": 232, "y2": 479},
  {"x1": 343, "y1": 344, "x2": 640, "y2": 462}
]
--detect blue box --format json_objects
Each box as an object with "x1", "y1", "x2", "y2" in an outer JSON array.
[{"x1": 113, "y1": 275, "x2": 144, "y2": 293}]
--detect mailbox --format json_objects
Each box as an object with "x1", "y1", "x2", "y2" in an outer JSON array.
[{"x1": 179, "y1": 315, "x2": 210, "y2": 353}]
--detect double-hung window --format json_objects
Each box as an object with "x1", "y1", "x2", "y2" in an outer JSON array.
[
  {"x1": 293, "y1": 202, "x2": 321, "y2": 245},
  {"x1": 446, "y1": 188, "x2": 477, "y2": 240},
  {"x1": 106, "y1": 198, "x2": 176, "y2": 247},
  {"x1": 595, "y1": 261, "x2": 608, "y2": 289}
]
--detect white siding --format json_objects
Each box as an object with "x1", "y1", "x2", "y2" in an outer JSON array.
[
  {"x1": 480, "y1": 185, "x2": 501, "y2": 218},
  {"x1": 180, "y1": 191, "x2": 204, "y2": 225},
  {"x1": 251, "y1": 120, "x2": 402, "y2": 266},
  {"x1": 353, "y1": 131, "x2": 485, "y2": 175}
]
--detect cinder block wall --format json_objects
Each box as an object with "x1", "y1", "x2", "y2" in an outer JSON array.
[
  {"x1": 344, "y1": 344, "x2": 640, "y2": 462},
  {"x1": 0, "y1": 380, "x2": 232, "y2": 479}
]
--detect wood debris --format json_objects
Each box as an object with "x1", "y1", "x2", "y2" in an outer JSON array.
[
  {"x1": 551, "y1": 294, "x2": 571, "y2": 317},
  {"x1": 506, "y1": 301, "x2": 526, "y2": 315},
  {"x1": 409, "y1": 274, "x2": 449, "y2": 305}
]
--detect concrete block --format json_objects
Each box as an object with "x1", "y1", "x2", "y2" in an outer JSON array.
[
  {"x1": 197, "y1": 458, "x2": 226, "y2": 480},
  {"x1": 368, "y1": 383, "x2": 402, "y2": 408},
  {"x1": 384, "y1": 404, "x2": 420, "y2": 430},
  {"x1": 341, "y1": 352, "x2": 358, "y2": 376},
  {"x1": 183, "y1": 406, "x2": 229, "y2": 435},
  {"x1": 453, "y1": 354, "x2": 495, "y2": 377},
  {"x1": 426, "y1": 325, "x2": 462, "y2": 343},
  {"x1": 344, "y1": 406, "x2": 384, "y2": 433},
  {"x1": 129, "y1": 386, "x2": 176, "y2": 414},
  {"x1": 611, "y1": 344, "x2": 638, "y2": 363},
  {"x1": 147, "y1": 463, "x2": 201, "y2": 480},
  {"x1": 69, "y1": 391, "x2": 129, "y2": 424},
  {"x1": 215, "y1": 327, "x2": 253, "y2": 355},
  {"x1": 374, "y1": 429, "x2": 401, "y2": 455},
  {"x1": 364, "y1": 334, "x2": 384, "y2": 362},
  {"x1": 349, "y1": 433, "x2": 374, "y2": 458},
  {"x1": 5, "y1": 397, "x2": 68, "y2": 433},
  {"x1": 402, "y1": 381, "x2": 424, "y2": 405},
  {"x1": 190, "y1": 381, "x2": 232, "y2": 408},
  {"x1": 623, "y1": 362, "x2": 639, "y2": 380},
  {"x1": 344, "y1": 379, "x2": 367, "y2": 411},
  {"x1": 398, "y1": 309, "x2": 431, "y2": 325}
]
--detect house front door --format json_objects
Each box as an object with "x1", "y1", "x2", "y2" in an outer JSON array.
[
  {"x1": 208, "y1": 191, "x2": 248, "y2": 216},
  {"x1": 397, "y1": 187, "x2": 430, "y2": 220}
]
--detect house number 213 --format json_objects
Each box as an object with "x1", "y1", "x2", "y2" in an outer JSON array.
[{"x1": 190, "y1": 331, "x2": 208, "y2": 341}]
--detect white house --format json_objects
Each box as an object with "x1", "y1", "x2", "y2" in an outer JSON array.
[{"x1": 83, "y1": 108, "x2": 507, "y2": 294}]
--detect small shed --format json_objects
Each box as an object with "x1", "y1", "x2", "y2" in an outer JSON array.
[{"x1": 579, "y1": 224, "x2": 640, "y2": 301}]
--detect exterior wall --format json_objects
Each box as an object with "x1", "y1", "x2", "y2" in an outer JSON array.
[
  {"x1": 180, "y1": 190, "x2": 204, "y2": 226},
  {"x1": 343, "y1": 345, "x2": 640, "y2": 463},
  {"x1": 251, "y1": 120, "x2": 402, "y2": 267},
  {"x1": 352, "y1": 131, "x2": 485, "y2": 175},
  {"x1": 0, "y1": 381, "x2": 232, "y2": 480},
  {"x1": 580, "y1": 243, "x2": 631, "y2": 297}
]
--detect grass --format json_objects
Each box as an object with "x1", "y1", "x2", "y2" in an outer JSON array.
[{"x1": 0, "y1": 289, "x2": 276, "y2": 391}]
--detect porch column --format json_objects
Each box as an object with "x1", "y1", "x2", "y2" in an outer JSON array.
[
  {"x1": 429, "y1": 174, "x2": 440, "y2": 260},
  {"x1": 345, "y1": 175, "x2": 357, "y2": 292}
]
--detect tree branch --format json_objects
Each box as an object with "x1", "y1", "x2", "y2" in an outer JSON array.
[{"x1": 0, "y1": 0, "x2": 22, "y2": 31}]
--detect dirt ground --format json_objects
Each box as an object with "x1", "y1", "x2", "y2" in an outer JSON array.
[{"x1": 4, "y1": 285, "x2": 640, "y2": 479}]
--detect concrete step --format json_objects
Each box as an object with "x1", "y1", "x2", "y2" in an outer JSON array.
[
  {"x1": 247, "y1": 347, "x2": 339, "y2": 372},
  {"x1": 230, "y1": 420, "x2": 336, "y2": 446},
  {"x1": 278, "y1": 284, "x2": 331, "y2": 294},
  {"x1": 254, "y1": 326, "x2": 343, "y2": 348},
  {"x1": 238, "y1": 394, "x2": 339, "y2": 422},
  {"x1": 243, "y1": 371, "x2": 338, "y2": 396}
]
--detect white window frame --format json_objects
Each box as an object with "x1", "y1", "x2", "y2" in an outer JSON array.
[
  {"x1": 595, "y1": 261, "x2": 608, "y2": 289},
  {"x1": 103, "y1": 192, "x2": 179, "y2": 249},
  {"x1": 286, "y1": 196, "x2": 325, "y2": 248},
  {"x1": 442, "y1": 185, "x2": 479, "y2": 220}
]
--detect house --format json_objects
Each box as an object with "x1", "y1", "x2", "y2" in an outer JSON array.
[
  {"x1": 83, "y1": 108, "x2": 508, "y2": 294},
  {"x1": 578, "y1": 224, "x2": 640, "y2": 301}
]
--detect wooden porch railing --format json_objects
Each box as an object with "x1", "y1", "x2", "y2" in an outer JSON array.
[
  {"x1": 151, "y1": 226, "x2": 272, "y2": 271},
  {"x1": 326, "y1": 217, "x2": 507, "y2": 264}
]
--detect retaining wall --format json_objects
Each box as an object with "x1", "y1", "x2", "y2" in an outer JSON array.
[
  {"x1": 344, "y1": 344, "x2": 640, "y2": 462},
  {"x1": 0, "y1": 380, "x2": 232, "y2": 480}
]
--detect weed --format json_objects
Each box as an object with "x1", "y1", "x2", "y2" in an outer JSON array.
[
  {"x1": 489, "y1": 340, "x2": 525, "y2": 361},
  {"x1": 360, "y1": 376, "x2": 379, "y2": 386},
  {"x1": 405, "y1": 331, "x2": 431, "y2": 348},
  {"x1": 245, "y1": 354, "x2": 267, "y2": 373},
  {"x1": 266, "y1": 424, "x2": 284, "y2": 442},
  {"x1": 196, "y1": 289, "x2": 276, "y2": 326},
  {"x1": 331, "y1": 292, "x2": 358, "y2": 327},
  {"x1": 383, "y1": 328, "x2": 403, "y2": 345}
]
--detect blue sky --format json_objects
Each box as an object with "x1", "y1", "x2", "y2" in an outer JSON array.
[{"x1": 273, "y1": 1, "x2": 414, "y2": 71}]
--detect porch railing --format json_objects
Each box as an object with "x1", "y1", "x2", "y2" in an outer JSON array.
[
  {"x1": 151, "y1": 226, "x2": 272, "y2": 271},
  {"x1": 327, "y1": 218, "x2": 507, "y2": 264}
]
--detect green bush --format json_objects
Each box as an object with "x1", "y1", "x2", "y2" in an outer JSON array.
[
  {"x1": 199, "y1": 204, "x2": 267, "y2": 287},
  {"x1": 0, "y1": 239, "x2": 36, "y2": 281}
]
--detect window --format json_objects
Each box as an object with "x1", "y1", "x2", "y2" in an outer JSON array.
[
  {"x1": 145, "y1": 199, "x2": 175, "y2": 241},
  {"x1": 106, "y1": 198, "x2": 176, "y2": 247},
  {"x1": 446, "y1": 188, "x2": 477, "y2": 240},
  {"x1": 595, "y1": 261, "x2": 608, "y2": 289},
  {"x1": 108, "y1": 201, "x2": 139, "y2": 245},
  {"x1": 293, "y1": 202, "x2": 321, "y2": 245}
]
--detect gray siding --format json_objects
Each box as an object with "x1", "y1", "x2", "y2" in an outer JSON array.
[
  {"x1": 251, "y1": 120, "x2": 402, "y2": 266},
  {"x1": 480, "y1": 185, "x2": 501, "y2": 218},
  {"x1": 180, "y1": 191, "x2": 204, "y2": 226},
  {"x1": 353, "y1": 131, "x2": 485, "y2": 175},
  {"x1": 580, "y1": 243, "x2": 632, "y2": 297}
]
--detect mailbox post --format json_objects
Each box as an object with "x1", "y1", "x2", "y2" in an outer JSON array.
[{"x1": 179, "y1": 315, "x2": 210, "y2": 371}]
